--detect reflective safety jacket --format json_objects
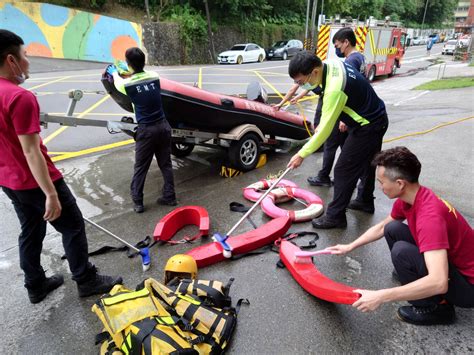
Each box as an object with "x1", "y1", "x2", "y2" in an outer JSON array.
[
  {"x1": 298, "y1": 59, "x2": 386, "y2": 158},
  {"x1": 113, "y1": 71, "x2": 165, "y2": 124}
]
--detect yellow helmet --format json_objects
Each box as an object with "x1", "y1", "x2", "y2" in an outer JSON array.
[{"x1": 164, "y1": 254, "x2": 198, "y2": 284}]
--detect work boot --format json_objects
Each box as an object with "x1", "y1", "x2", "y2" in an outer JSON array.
[
  {"x1": 27, "y1": 274, "x2": 64, "y2": 304},
  {"x1": 397, "y1": 304, "x2": 455, "y2": 325},
  {"x1": 347, "y1": 199, "x2": 375, "y2": 214},
  {"x1": 77, "y1": 268, "x2": 123, "y2": 298},
  {"x1": 312, "y1": 215, "x2": 347, "y2": 229},
  {"x1": 157, "y1": 197, "x2": 178, "y2": 206},
  {"x1": 307, "y1": 176, "x2": 333, "y2": 187},
  {"x1": 133, "y1": 200, "x2": 144, "y2": 213}
]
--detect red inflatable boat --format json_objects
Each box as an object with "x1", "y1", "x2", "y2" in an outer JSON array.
[{"x1": 102, "y1": 74, "x2": 310, "y2": 141}]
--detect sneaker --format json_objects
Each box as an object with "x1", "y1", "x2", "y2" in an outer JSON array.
[
  {"x1": 157, "y1": 197, "x2": 178, "y2": 206},
  {"x1": 77, "y1": 272, "x2": 123, "y2": 298},
  {"x1": 312, "y1": 216, "x2": 347, "y2": 229},
  {"x1": 397, "y1": 304, "x2": 455, "y2": 325},
  {"x1": 27, "y1": 274, "x2": 64, "y2": 304},
  {"x1": 347, "y1": 199, "x2": 375, "y2": 214},
  {"x1": 307, "y1": 176, "x2": 333, "y2": 187}
]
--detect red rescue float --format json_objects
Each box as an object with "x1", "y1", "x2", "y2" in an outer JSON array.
[
  {"x1": 279, "y1": 240, "x2": 361, "y2": 304},
  {"x1": 243, "y1": 179, "x2": 298, "y2": 203},
  {"x1": 153, "y1": 206, "x2": 209, "y2": 244},
  {"x1": 261, "y1": 187, "x2": 324, "y2": 222}
]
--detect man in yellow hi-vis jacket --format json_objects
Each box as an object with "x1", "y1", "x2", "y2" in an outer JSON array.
[{"x1": 287, "y1": 51, "x2": 388, "y2": 229}]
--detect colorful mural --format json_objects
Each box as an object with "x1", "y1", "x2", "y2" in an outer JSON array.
[{"x1": 0, "y1": 1, "x2": 142, "y2": 62}]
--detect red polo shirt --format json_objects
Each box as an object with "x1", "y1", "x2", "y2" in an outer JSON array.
[
  {"x1": 391, "y1": 186, "x2": 474, "y2": 284},
  {"x1": 0, "y1": 78, "x2": 62, "y2": 190}
]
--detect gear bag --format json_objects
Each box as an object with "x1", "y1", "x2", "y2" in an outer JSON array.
[{"x1": 92, "y1": 278, "x2": 247, "y2": 354}]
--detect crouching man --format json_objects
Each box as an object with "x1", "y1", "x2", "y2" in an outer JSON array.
[{"x1": 327, "y1": 146, "x2": 473, "y2": 325}]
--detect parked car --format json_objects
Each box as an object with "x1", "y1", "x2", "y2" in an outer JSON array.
[
  {"x1": 266, "y1": 39, "x2": 303, "y2": 60},
  {"x1": 411, "y1": 36, "x2": 427, "y2": 45},
  {"x1": 217, "y1": 43, "x2": 266, "y2": 64},
  {"x1": 441, "y1": 40, "x2": 457, "y2": 55},
  {"x1": 458, "y1": 35, "x2": 471, "y2": 48}
]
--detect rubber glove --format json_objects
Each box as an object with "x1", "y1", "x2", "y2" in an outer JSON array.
[
  {"x1": 114, "y1": 60, "x2": 132, "y2": 76},
  {"x1": 106, "y1": 64, "x2": 118, "y2": 76}
]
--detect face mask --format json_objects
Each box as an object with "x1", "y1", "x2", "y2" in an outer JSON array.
[
  {"x1": 299, "y1": 72, "x2": 318, "y2": 91},
  {"x1": 335, "y1": 47, "x2": 345, "y2": 58},
  {"x1": 10, "y1": 57, "x2": 27, "y2": 84},
  {"x1": 301, "y1": 82, "x2": 318, "y2": 91}
]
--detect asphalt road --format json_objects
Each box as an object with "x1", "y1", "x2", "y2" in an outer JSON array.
[{"x1": 1, "y1": 43, "x2": 473, "y2": 353}]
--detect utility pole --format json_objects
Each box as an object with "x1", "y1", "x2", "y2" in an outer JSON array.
[
  {"x1": 421, "y1": 0, "x2": 429, "y2": 33},
  {"x1": 304, "y1": 0, "x2": 311, "y2": 49},
  {"x1": 310, "y1": 0, "x2": 319, "y2": 51},
  {"x1": 204, "y1": 0, "x2": 216, "y2": 63},
  {"x1": 144, "y1": 0, "x2": 150, "y2": 20}
]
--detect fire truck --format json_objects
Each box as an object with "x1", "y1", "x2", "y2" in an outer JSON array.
[{"x1": 315, "y1": 20, "x2": 407, "y2": 81}]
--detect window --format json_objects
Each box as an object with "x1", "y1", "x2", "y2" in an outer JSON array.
[{"x1": 391, "y1": 37, "x2": 398, "y2": 47}]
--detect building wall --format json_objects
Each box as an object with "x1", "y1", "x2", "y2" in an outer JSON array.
[{"x1": 0, "y1": 1, "x2": 142, "y2": 62}]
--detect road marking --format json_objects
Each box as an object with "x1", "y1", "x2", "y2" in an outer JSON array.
[
  {"x1": 383, "y1": 116, "x2": 473, "y2": 143},
  {"x1": 393, "y1": 90, "x2": 430, "y2": 106},
  {"x1": 198, "y1": 67, "x2": 203, "y2": 88},
  {"x1": 51, "y1": 138, "x2": 134, "y2": 162},
  {"x1": 28, "y1": 76, "x2": 71, "y2": 90},
  {"x1": 253, "y1": 71, "x2": 284, "y2": 98},
  {"x1": 43, "y1": 95, "x2": 110, "y2": 145}
]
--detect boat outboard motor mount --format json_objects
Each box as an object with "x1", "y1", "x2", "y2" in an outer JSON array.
[{"x1": 246, "y1": 81, "x2": 268, "y2": 104}]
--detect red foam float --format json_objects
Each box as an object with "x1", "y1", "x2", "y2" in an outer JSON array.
[
  {"x1": 153, "y1": 206, "x2": 209, "y2": 244},
  {"x1": 279, "y1": 240, "x2": 361, "y2": 305},
  {"x1": 186, "y1": 216, "x2": 292, "y2": 268}
]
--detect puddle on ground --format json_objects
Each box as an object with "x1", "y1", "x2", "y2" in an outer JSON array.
[{"x1": 343, "y1": 256, "x2": 362, "y2": 282}]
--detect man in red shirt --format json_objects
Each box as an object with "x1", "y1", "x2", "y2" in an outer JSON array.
[
  {"x1": 0, "y1": 30, "x2": 122, "y2": 304},
  {"x1": 327, "y1": 146, "x2": 473, "y2": 325}
]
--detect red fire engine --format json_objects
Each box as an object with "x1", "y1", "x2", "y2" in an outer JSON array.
[{"x1": 315, "y1": 20, "x2": 407, "y2": 81}]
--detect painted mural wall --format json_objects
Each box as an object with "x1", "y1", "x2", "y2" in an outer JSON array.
[{"x1": 0, "y1": 1, "x2": 142, "y2": 62}]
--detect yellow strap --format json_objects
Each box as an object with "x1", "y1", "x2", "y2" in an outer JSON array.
[{"x1": 103, "y1": 288, "x2": 150, "y2": 306}]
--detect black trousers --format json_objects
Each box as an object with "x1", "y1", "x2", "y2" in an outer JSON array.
[
  {"x1": 317, "y1": 122, "x2": 348, "y2": 179},
  {"x1": 131, "y1": 120, "x2": 176, "y2": 203},
  {"x1": 325, "y1": 114, "x2": 388, "y2": 220},
  {"x1": 2, "y1": 179, "x2": 93, "y2": 289},
  {"x1": 385, "y1": 221, "x2": 474, "y2": 308}
]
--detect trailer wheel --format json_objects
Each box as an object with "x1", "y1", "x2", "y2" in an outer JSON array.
[
  {"x1": 388, "y1": 62, "x2": 397, "y2": 77},
  {"x1": 367, "y1": 66, "x2": 376, "y2": 81},
  {"x1": 229, "y1": 133, "x2": 261, "y2": 171},
  {"x1": 171, "y1": 143, "x2": 194, "y2": 157}
]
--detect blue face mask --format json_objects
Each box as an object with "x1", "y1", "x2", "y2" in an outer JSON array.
[{"x1": 335, "y1": 47, "x2": 345, "y2": 58}]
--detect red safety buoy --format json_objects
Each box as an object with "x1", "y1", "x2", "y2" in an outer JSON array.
[
  {"x1": 279, "y1": 240, "x2": 361, "y2": 304},
  {"x1": 153, "y1": 206, "x2": 209, "y2": 244},
  {"x1": 261, "y1": 187, "x2": 324, "y2": 222}
]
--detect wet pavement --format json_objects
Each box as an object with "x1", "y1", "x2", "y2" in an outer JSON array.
[{"x1": 0, "y1": 50, "x2": 473, "y2": 353}]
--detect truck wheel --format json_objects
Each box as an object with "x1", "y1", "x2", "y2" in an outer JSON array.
[
  {"x1": 282, "y1": 51, "x2": 288, "y2": 60},
  {"x1": 171, "y1": 143, "x2": 194, "y2": 157},
  {"x1": 229, "y1": 133, "x2": 261, "y2": 171},
  {"x1": 388, "y1": 63, "x2": 397, "y2": 77},
  {"x1": 367, "y1": 66, "x2": 376, "y2": 81}
]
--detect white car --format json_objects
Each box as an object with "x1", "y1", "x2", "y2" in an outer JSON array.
[
  {"x1": 442, "y1": 40, "x2": 457, "y2": 55},
  {"x1": 411, "y1": 36, "x2": 427, "y2": 45},
  {"x1": 217, "y1": 43, "x2": 266, "y2": 64}
]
